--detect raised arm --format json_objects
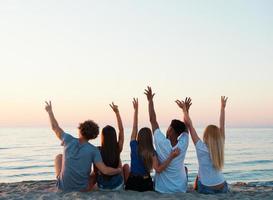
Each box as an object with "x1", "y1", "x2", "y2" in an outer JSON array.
[
  {"x1": 144, "y1": 86, "x2": 159, "y2": 133},
  {"x1": 95, "y1": 162, "x2": 122, "y2": 176},
  {"x1": 220, "y1": 96, "x2": 228, "y2": 140},
  {"x1": 45, "y1": 101, "x2": 64, "y2": 140},
  {"x1": 175, "y1": 98, "x2": 200, "y2": 145},
  {"x1": 131, "y1": 98, "x2": 138, "y2": 141},
  {"x1": 153, "y1": 148, "x2": 180, "y2": 173},
  {"x1": 110, "y1": 102, "x2": 124, "y2": 152}
]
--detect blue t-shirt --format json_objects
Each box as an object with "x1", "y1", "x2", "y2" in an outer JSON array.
[
  {"x1": 57, "y1": 132, "x2": 102, "y2": 191},
  {"x1": 130, "y1": 140, "x2": 147, "y2": 176}
]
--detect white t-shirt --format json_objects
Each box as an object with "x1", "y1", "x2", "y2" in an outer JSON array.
[
  {"x1": 195, "y1": 140, "x2": 225, "y2": 186},
  {"x1": 154, "y1": 128, "x2": 189, "y2": 193}
]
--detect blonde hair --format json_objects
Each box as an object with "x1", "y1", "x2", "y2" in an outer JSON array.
[{"x1": 203, "y1": 125, "x2": 225, "y2": 171}]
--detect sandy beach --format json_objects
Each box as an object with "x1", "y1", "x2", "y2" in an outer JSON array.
[{"x1": 0, "y1": 180, "x2": 272, "y2": 200}]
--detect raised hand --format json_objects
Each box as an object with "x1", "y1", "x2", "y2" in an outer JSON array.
[
  {"x1": 184, "y1": 97, "x2": 192, "y2": 113},
  {"x1": 109, "y1": 102, "x2": 119, "y2": 113},
  {"x1": 144, "y1": 86, "x2": 155, "y2": 101},
  {"x1": 131, "y1": 98, "x2": 139, "y2": 141},
  {"x1": 110, "y1": 102, "x2": 124, "y2": 152},
  {"x1": 45, "y1": 101, "x2": 52, "y2": 113},
  {"x1": 132, "y1": 98, "x2": 138, "y2": 111},
  {"x1": 221, "y1": 96, "x2": 228, "y2": 109},
  {"x1": 220, "y1": 96, "x2": 228, "y2": 140},
  {"x1": 175, "y1": 100, "x2": 187, "y2": 112},
  {"x1": 44, "y1": 101, "x2": 64, "y2": 140},
  {"x1": 175, "y1": 97, "x2": 192, "y2": 113},
  {"x1": 170, "y1": 148, "x2": 180, "y2": 159}
]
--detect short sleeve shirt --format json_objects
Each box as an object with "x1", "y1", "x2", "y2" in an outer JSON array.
[
  {"x1": 57, "y1": 132, "x2": 102, "y2": 191},
  {"x1": 195, "y1": 140, "x2": 225, "y2": 186},
  {"x1": 130, "y1": 140, "x2": 147, "y2": 176},
  {"x1": 153, "y1": 129, "x2": 189, "y2": 193}
]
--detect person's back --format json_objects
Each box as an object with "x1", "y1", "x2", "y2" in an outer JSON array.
[
  {"x1": 58, "y1": 133, "x2": 101, "y2": 191},
  {"x1": 44, "y1": 101, "x2": 122, "y2": 192},
  {"x1": 96, "y1": 146, "x2": 123, "y2": 190},
  {"x1": 175, "y1": 96, "x2": 228, "y2": 194},
  {"x1": 144, "y1": 87, "x2": 189, "y2": 194},
  {"x1": 195, "y1": 139, "x2": 225, "y2": 186},
  {"x1": 96, "y1": 103, "x2": 125, "y2": 191},
  {"x1": 153, "y1": 128, "x2": 189, "y2": 193},
  {"x1": 124, "y1": 98, "x2": 154, "y2": 192}
]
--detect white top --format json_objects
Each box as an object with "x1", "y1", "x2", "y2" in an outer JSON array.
[
  {"x1": 154, "y1": 128, "x2": 189, "y2": 194},
  {"x1": 195, "y1": 140, "x2": 225, "y2": 186}
]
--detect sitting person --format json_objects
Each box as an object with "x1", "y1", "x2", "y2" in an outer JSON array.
[
  {"x1": 45, "y1": 101, "x2": 121, "y2": 192},
  {"x1": 95, "y1": 102, "x2": 127, "y2": 191},
  {"x1": 125, "y1": 98, "x2": 179, "y2": 192},
  {"x1": 175, "y1": 97, "x2": 228, "y2": 194},
  {"x1": 144, "y1": 87, "x2": 189, "y2": 194}
]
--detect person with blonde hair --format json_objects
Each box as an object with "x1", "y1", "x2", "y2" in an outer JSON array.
[{"x1": 175, "y1": 96, "x2": 228, "y2": 194}]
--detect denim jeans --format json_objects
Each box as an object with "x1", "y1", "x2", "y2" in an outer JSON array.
[{"x1": 197, "y1": 180, "x2": 228, "y2": 194}]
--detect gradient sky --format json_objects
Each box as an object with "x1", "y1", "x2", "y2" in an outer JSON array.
[{"x1": 0, "y1": 0, "x2": 272, "y2": 128}]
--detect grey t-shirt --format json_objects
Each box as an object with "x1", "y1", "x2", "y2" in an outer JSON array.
[{"x1": 57, "y1": 132, "x2": 102, "y2": 191}]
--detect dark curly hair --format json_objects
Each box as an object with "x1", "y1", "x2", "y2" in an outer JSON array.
[{"x1": 78, "y1": 120, "x2": 99, "y2": 140}]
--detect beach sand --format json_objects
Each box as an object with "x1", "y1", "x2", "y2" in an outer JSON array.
[{"x1": 0, "y1": 180, "x2": 273, "y2": 200}]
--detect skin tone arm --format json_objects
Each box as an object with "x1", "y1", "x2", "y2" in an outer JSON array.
[
  {"x1": 45, "y1": 101, "x2": 64, "y2": 140},
  {"x1": 175, "y1": 98, "x2": 200, "y2": 145},
  {"x1": 153, "y1": 148, "x2": 180, "y2": 173},
  {"x1": 220, "y1": 96, "x2": 228, "y2": 141},
  {"x1": 95, "y1": 162, "x2": 122, "y2": 176},
  {"x1": 110, "y1": 102, "x2": 124, "y2": 153},
  {"x1": 144, "y1": 86, "x2": 159, "y2": 133},
  {"x1": 131, "y1": 98, "x2": 138, "y2": 141}
]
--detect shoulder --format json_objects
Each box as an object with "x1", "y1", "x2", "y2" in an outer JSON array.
[
  {"x1": 195, "y1": 140, "x2": 209, "y2": 152},
  {"x1": 154, "y1": 128, "x2": 163, "y2": 135},
  {"x1": 179, "y1": 131, "x2": 189, "y2": 138},
  {"x1": 86, "y1": 143, "x2": 100, "y2": 152},
  {"x1": 178, "y1": 132, "x2": 189, "y2": 143},
  {"x1": 176, "y1": 132, "x2": 189, "y2": 150},
  {"x1": 87, "y1": 144, "x2": 102, "y2": 163},
  {"x1": 154, "y1": 128, "x2": 165, "y2": 140},
  {"x1": 178, "y1": 131, "x2": 189, "y2": 141},
  {"x1": 61, "y1": 132, "x2": 76, "y2": 144},
  {"x1": 61, "y1": 132, "x2": 73, "y2": 139}
]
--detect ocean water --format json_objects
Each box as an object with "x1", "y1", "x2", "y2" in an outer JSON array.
[{"x1": 0, "y1": 127, "x2": 273, "y2": 184}]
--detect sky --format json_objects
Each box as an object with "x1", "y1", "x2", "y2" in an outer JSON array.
[{"x1": 0, "y1": 0, "x2": 272, "y2": 128}]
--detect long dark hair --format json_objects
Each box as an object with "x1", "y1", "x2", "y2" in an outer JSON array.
[
  {"x1": 137, "y1": 127, "x2": 155, "y2": 172},
  {"x1": 100, "y1": 125, "x2": 120, "y2": 169}
]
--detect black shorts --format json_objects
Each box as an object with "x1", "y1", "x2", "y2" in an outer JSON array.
[{"x1": 125, "y1": 174, "x2": 154, "y2": 192}]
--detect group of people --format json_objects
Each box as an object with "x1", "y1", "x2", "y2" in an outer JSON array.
[{"x1": 45, "y1": 86, "x2": 228, "y2": 194}]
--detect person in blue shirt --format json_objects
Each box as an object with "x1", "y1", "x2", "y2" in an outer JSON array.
[
  {"x1": 125, "y1": 98, "x2": 180, "y2": 192},
  {"x1": 45, "y1": 101, "x2": 121, "y2": 192}
]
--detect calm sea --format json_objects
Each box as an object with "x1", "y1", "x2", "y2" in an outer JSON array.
[{"x1": 0, "y1": 127, "x2": 273, "y2": 184}]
